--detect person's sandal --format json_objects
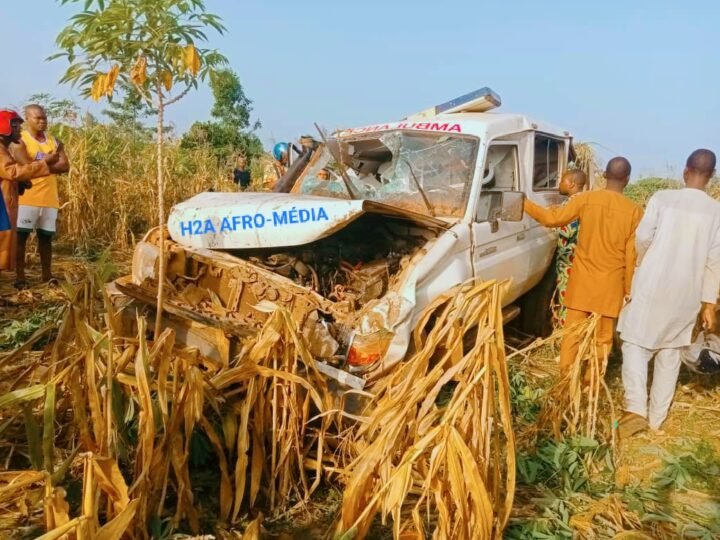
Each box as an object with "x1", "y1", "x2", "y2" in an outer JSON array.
[{"x1": 617, "y1": 412, "x2": 648, "y2": 440}]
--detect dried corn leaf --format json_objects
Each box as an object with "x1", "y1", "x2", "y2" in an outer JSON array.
[
  {"x1": 92, "y1": 457, "x2": 130, "y2": 513},
  {"x1": 35, "y1": 517, "x2": 83, "y2": 540},
  {"x1": 95, "y1": 498, "x2": 139, "y2": 540},
  {"x1": 339, "y1": 280, "x2": 515, "y2": 540},
  {"x1": 241, "y1": 513, "x2": 263, "y2": 539}
]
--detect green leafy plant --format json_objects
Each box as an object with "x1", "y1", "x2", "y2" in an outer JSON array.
[
  {"x1": 52, "y1": 0, "x2": 228, "y2": 337},
  {"x1": 509, "y1": 364, "x2": 545, "y2": 424},
  {"x1": 0, "y1": 306, "x2": 65, "y2": 351}
]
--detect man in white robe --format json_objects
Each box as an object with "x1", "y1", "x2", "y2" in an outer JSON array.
[{"x1": 618, "y1": 149, "x2": 720, "y2": 435}]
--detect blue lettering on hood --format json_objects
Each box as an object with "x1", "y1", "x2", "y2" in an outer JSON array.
[{"x1": 178, "y1": 206, "x2": 331, "y2": 236}]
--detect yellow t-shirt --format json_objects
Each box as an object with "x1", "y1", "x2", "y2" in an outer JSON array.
[{"x1": 18, "y1": 131, "x2": 60, "y2": 209}]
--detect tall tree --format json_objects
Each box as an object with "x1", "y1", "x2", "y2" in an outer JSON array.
[
  {"x1": 181, "y1": 68, "x2": 263, "y2": 162},
  {"x1": 52, "y1": 0, "x2": 227, "y2": 337}
]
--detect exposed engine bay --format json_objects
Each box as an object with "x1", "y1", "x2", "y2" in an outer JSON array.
[
  {"x1": 235, "y1": 215, "x2": 430, "y2": 307},
  {"x1": 115, "y1": 214, "x2": 436, "y2": 371}
]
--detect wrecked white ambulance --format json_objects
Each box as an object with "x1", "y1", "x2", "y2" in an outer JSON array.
[{"x1": 111, "y1": 88, "x2": 577, "y2": 387}]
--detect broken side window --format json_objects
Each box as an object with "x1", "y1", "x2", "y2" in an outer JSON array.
[
  {"x1": 533, "y1": 135, "x2": 563, "y2": 191},
  {"x1": 482, "y1": 144, "x2": 519, "y2": 191}
]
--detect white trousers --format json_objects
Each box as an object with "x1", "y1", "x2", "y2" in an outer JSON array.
[{"x1": 621, "y1": 342, "x2": 682, "y2": 430}]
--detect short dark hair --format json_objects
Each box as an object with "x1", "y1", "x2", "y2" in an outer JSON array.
[
  {"x1": 24, "y1": 104, "x2": 45, "y2": 116},
  {"x1": 686, "y1": 149, "x2": 716, "y2": 176},
  {"x1": 605, "y1": 156, "x2": 631, "y2": 181},
  {"x1": 565, "y1": 169, "x2": 588, "y2": 186}
]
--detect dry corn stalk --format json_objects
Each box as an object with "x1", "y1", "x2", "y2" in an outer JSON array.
[
  {"x1": 1, "y1": 264, "x2": 339, "y2": 536},
  {"x1": 338, "y1": 280, "x2": 515, "y2": 540},
  {"x1": 209, "y1": 304, "x2": 335, "y2": 521},
  {"x1": 530, "y1": 314, "x2": 616, "y2": 445}
]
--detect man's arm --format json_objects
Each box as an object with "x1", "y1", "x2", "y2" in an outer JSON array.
[
  {"x1": 51, "y1": 140, "x2": 70, "y2": 174},
  {"x1": 624, "y1": 207, "x2": 643, "y2": 296},
  {"x1": 701, "y1": 226, "x2": 720, "y2": 304},
  {"x1": 9, "y1": 141, "x2": 32, "y2": 165},
  {"x1": 700, "y1": 226, "x2": 720, "y2": 330},
  {"x1": 0, "y1": 146, "x2": 50, "y2": 182},
  {"x1": 524, "y1": 194, "x2": 585, "y2": 228},
  {"x1": 635, "y1": 196, "x2": 658, "y2": 264}
]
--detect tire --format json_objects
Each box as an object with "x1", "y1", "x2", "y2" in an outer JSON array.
[{"x1": 518, "y1": 264, "x2": 556, "y2": 338}]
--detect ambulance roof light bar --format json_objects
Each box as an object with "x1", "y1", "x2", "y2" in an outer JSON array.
[{"x1": 407, "y1": 87, "x2": 502, "y2": 120}]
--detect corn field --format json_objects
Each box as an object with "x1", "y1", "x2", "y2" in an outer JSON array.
[
  {"x1": 54, "y1": 122, "x2": 237, "y2": 252},
  {"x1": 3, "y1": 123, "x2": 719, "y2": 538},
  {"x1": 0, "y1": 252, "x2": 526, "y2": 539}
]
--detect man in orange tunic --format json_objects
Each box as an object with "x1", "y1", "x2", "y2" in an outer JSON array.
[
  {"x1": 524, "y1": 157, "x2": 643, "y2": 373},
  {"x1": 0, "y1": 110, "x2": 59, "y2": 272}
]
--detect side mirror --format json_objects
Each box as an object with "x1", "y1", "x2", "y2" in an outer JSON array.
[
  {"x1": 500, "y1": 191, "x2": 525, "y2": 222},
  {"x1": 477, "y1": 190, "x2": 525, "y2": 226}
]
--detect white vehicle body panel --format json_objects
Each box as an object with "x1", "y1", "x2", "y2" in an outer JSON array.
[{"x1": 128, "y1": 105, "x2": 574, "y2": 380}]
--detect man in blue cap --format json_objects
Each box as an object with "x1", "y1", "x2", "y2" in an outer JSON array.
[{"x1": 258, "y1": 142, "x2": 289, "y2": 190}]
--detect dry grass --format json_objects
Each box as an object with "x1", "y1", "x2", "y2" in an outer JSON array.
[
  {"x1": 0, "y1": 259, "x2": 336, "y2": 537},
  {"x1": 55, "y1": 122, "x2": 236, "y2": 252},
  {"x1": 0, "y1": 250, "x2": 518, "y2": 539},
  {"x1": 337, "y1": 280, "x2": 515, "y2": 540}
]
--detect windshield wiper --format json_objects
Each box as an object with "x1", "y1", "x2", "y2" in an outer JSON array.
[
  {"x1": 404, "y1": 159, "x2": 436, "y2": 217},
  {"x1": 314, "y1": 123, "x2": 359, "y2": 199}
]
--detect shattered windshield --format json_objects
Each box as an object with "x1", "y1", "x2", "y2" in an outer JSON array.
[{"x1": 296, "y1": 131, "x2": 478, "y2": 217}]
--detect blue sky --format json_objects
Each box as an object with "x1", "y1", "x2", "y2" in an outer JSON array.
[{"x1": 4, "y1": 0, "x2": 719, "y2": 178}]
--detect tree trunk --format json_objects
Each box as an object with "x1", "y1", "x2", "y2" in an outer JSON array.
[{"x1": 153, "y1": 94, "x2": 166, "y2": 338}]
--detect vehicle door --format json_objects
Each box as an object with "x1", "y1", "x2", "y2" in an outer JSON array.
[
  {"x1": 471, "y1": 142, "x2": 528, "y2": 304},
  {"x1": 523, "y1": 133, "x2": 568, "y2": 290}
]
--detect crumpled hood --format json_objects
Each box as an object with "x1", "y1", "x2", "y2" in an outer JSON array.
[{"x1": 167, "y1": 192, "x2": 449, "y2": 250}]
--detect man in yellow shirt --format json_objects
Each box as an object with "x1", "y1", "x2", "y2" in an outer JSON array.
[
  {"x1": 14, "y1": 105, "x2": 70, "y2": 287},
  {"x1": 524, "y1": 157, "x2": 643, "y2": 374}
]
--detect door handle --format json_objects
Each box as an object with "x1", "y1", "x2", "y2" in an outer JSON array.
[
  {"x1": 516, "y1": 233, "x2": 526, "y2": 241},
  {"x1": 478, "y1": 246, "x2": 497, "y2": 258}
]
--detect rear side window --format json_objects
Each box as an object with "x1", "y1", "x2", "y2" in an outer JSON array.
[{"x1": 533, "y1": 135, "x2": 563, "y2": 190}]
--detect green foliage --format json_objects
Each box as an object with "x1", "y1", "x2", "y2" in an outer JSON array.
[
  {"x1": 181, "y1": 68, "x2": 264, "y2": 164},
  {"x1": 181, "y1": 122, "x2": 263, "y2": 163},
  {"x1": 652, "y1": 441, "x2": 720, "y2": 492},
  {"x1": 0, "y1": 306, "x2": 65, "y2": 351},
  {"x1": 620, "y1": 440, "x2": 720, "y2": 538},
  {"x1": 508, "y1": 437, "x2": 614, "y2": 539},
  {"x1": 624, "y1": 177, "x2": 682, "y2": 206},
  {"x1": 52, "y1": 0, "x2": 227, "y2": 103},
  {"x1": 208, "y1": 69, "x2": 260, "y2": 132},
  {"x1": 509, "y1": 436, "x2": 720, "y2": 539},
  {"x1": 517, "y1": 437, "x2": 613, "y2": 495},
  {"x1": 508, "y1": 364, "x2": 545, "y2": 424}
]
